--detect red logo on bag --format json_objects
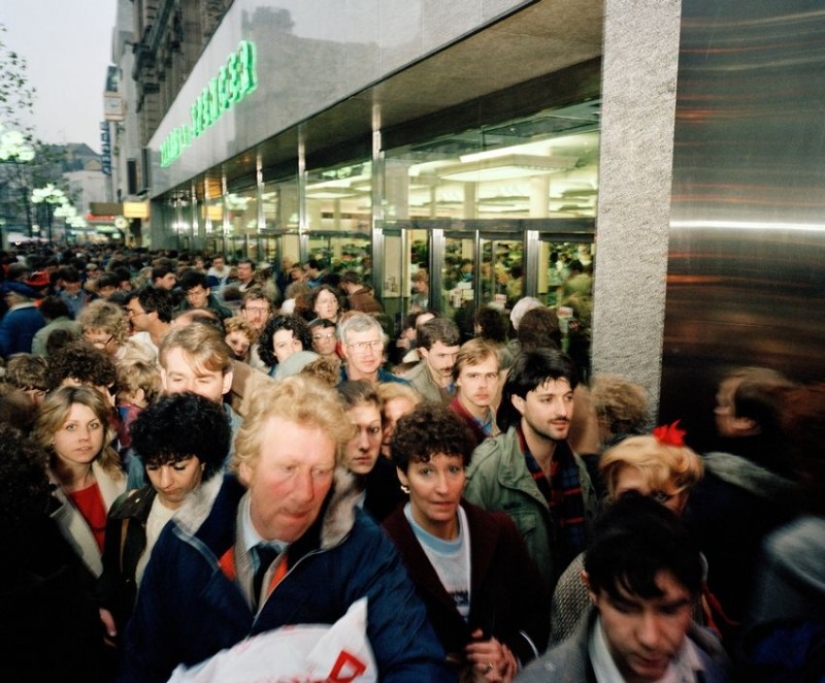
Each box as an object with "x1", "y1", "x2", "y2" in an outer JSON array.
[{"x1": 327, "y1": 650, "x2": 367, "y2": 682}]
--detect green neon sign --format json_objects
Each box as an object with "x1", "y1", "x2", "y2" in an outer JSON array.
[{"x1": 160, "y1": 40, "x2": 257, "y2": 167}]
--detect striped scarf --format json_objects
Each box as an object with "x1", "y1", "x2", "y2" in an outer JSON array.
[{"x1": 518, "y1": 427, "x2": 588, "y2": 571}]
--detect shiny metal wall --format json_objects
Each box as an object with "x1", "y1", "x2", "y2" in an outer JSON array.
[{"x1": 660, "y1": 1, "x2": 825, "y2": 450}]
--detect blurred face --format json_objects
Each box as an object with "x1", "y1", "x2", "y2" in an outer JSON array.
[
  {"x1": 161, "y1": 347, "x2": 232, "y2": 404},
  {"x1": 184, "y1": 286, "x2": 209, "y2": 310},
  {"x1": 381, "y1": 396, "x2": 416, "y2": 457},
  {"x1": 241, "y1": 300, "x2": 270, "y2": 332},
  {"x1": 83, "y1": 328, "x2": 120, "y2": 357},
  {"x1": 225, "y1": 331, "x2": 251, "y2": 360},
  {"x1": 455, "y1": 355, "x2": 500, "y2": 413},
  {"x1": 591, "y1": 571, "x2": 693, "y2": 683},
  {"x1": 311, "y1": 326, "x2": 337, "y2": 356},
  {"x1": 157, "y1": 273, "x2": 177, "y2": 290},
  {"x1": 714, "y1": 378, "x2": 740, "y2": 438},
  {"x1": 52, "y1": 403, "x2": 105, "y2": 467},
  {"x1": 344, "y1": 403, "x2": 382, "y2": 475},
  {"x1": 512, "y1": 377, "x2": 574, "y2": 443},
  {"x1": 314, "y1": 290, "x2": 339, "y2": 321},
  {"x1": 212, "y1": 257, "x2": 225, "y2": 271},
  {"x1": 420, "y1": 341, "x2": 460, "y2": 385},
  {"x1": 146, "y1": 456, "x2": 204, "y2": 510},
  {"x1": 239, "y1": 417, "x2": 336, "y2": 542},
  {"x1": 238, "y1": 263, "x2": 253, "y2": 283},
  {"x1": 126, "y1": 299, "x2": 152, "y2": 332},
  {"x1": 612, "y1": 466, "x2": 689, "y2": 516},
  {"x1": 63, "y1": 280, "x2": 81, "y2": 295},
  {"x1": 397, "y1": 453, "x2": 465, "y2": 540},
  {"x1": 273, "y1": 329, "x2": 302, "y2": 364},
  {"x1": 343, "y1": 328, "x2": 384, "y2": 380}
]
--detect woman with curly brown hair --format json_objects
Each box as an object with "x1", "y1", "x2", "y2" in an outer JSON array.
[
  {"x1": 34, "y1": 385, "x2": 125, "y2": 578},
  {"x1": 383, "y1": 404, "x2": 549, "y2": 682}
]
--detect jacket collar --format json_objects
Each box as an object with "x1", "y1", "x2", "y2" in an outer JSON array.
[{"x1": 174, "y1": 467, "x2": 362, "y2": 558}]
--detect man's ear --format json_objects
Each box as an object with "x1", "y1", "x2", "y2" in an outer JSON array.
[
  {"x1": 221, "y1": 369, "x2": 234, "y2": 396},
  {"x1": 510, "y1": 393, "x2": 526, "y2": 416},
  {"x1": 418, "y1": 346, "x2": 430, "y2": 361}
]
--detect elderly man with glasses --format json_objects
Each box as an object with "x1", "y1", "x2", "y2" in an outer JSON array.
[{"x1": 338, "y1": 313, "x2": 409, "y2": 386}]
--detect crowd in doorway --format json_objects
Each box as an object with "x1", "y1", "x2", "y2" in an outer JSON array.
[{"x1": 0, "y1": 242, "x2": 822, "y2": 682}]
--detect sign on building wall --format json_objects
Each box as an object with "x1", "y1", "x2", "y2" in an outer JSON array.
[{"x1": 100, "y1": 122, "x2": 112, "y2": 176}]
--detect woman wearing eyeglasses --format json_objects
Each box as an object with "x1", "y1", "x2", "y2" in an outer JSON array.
[
  {"x1": 34, "y1": 386, "x2": 126, "y2": 579},
  {"x1": 79, "y1": 299, "x2": 154, "y2": 361}
]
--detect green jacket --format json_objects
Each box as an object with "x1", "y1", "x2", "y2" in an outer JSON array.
[{"x1": 464, "y1": 426, "x2": 598, "y2": 593}]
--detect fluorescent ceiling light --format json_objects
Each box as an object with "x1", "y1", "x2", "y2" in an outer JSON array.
[{"x1": 439, "y1": 154, "x2": 577, "y2": 182}]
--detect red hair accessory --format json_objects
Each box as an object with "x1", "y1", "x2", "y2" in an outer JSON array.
[{"x1": 653, "y1": 420, "x2": 686, "y2": 447}]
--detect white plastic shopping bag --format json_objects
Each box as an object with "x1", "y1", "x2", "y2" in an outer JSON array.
[{"x1": 167, "y1": 598, "x2": 377, "y2": 683}]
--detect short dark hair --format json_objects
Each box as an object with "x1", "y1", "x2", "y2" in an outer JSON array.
[
  {"x1": 584, "y1": 495, "x2": 702, "y2": 601},
  {"x1": 391, "y1": 403, "x2": 476, "y2": 473},
  {"x1": 416, "y1": 317, "x2": 460, "y2": 350},
  {"x1": 130, "y1": 392, "x2": 230, "y2": 481},
  {"x1": 340, "y1": 270, "x2": 362, "y2": 286},
  {"x1": 257, "y1": 314, "x2": 312, "y2": 367},
  {"x1": 128, "y1": 285, "x2": 174, "y2": 323},
  {"x1": 38, "y1": 295, "x2": 71, "y2": 322},
  {"x1": 178, "y1": 270, "x2": 208, "y2": 292},
  {"x1": 96, "y1": 272, "x2": 120, "y2": 291},
  {"x1": 59, "y1": 265, "x2": 81, "y2": 284},
  {"x1": 151, "y1": 265, "x2": 174, "y2": 281},
  {"x1": 45, "y1": 341, "x2": 117, "y2": 391},
  {"x1": 497, "y1": 349, "x2": 578, "y2": 431},
  {"x1": 518, "y1": 307, "x2": 562, "y2": 351}
]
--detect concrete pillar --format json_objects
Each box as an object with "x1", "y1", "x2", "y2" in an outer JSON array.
[{"x1": 591, "y1": 0, "x2": 682, "y2": 413}]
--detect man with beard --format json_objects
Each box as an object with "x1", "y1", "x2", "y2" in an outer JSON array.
[
  {"x1": 404, "y1": 317, "x2": 460, "y2": 406},
  {"x1": 464, "y1": 349, "x2": 597, "y2": 594}
]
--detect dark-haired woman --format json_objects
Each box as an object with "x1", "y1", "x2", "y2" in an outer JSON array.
[
  {"x1": 97, "y1": 392, "x2": 230, "y2": 637},
  {"x1": 382, "y1": 404, "x2": 549, "y2": 682}
]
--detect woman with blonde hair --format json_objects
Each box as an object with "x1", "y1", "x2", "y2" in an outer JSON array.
[
  {"x1": 34, "y1": 385, "x2": 125, "y2": 578},
  {"x1": 79, "y1": 299, "x2": 154, "y2": 361},
  {"x1": 550, "y1": 424, "x2": 704, "y2": 641}
]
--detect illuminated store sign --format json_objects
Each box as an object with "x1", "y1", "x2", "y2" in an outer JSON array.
[{"x1": 160, "y1": 41, "x2": 257, "y2": 167}]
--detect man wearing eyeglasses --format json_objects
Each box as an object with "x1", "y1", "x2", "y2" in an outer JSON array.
[
  {"x1": 175, "y1": 271, "x2": 233, "y2": 321},
  {"x1": 124, "y1": 286, "x2": 174, "y2": 356},
  {"x1": 240, "y1": 287, "x2": 274, "y2": 372},
  {"x1": 338, "y1": 313, "x2": 409, "y2": 386}
]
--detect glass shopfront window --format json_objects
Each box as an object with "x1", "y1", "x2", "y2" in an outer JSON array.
[{"x1": 305, "y1": 159, "x2": 372, "y2": 274}]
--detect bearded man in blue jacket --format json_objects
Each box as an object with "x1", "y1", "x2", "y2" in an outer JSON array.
[{"x1": 119, "y1": 374, "x2": 453, "y2": 682}]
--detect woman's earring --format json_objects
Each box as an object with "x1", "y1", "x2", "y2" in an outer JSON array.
[{"x1": 400, "y1": 484, "x2": 410, "y2": 494}]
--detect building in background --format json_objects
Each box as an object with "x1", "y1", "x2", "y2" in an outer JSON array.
[{"x1": 104, "y1": 0, "x2": 825, "y2": 438}]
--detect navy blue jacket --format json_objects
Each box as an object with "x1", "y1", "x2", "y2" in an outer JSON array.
[
  {"x1": 119, "y1": 473, "x2": 454, "y2": 682},
  {"x1": 0, "y1": 304, "x2": 45, "y2": 357}
]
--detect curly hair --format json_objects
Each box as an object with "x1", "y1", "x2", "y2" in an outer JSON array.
[
  {"x1": 590, "y1": 373, "x2": 649, "y2": 437},
  {"x1": 224, "y1": 316, "x2": 256, "y2": 342},
  {"x1": 599, "y1": 435, "x2": 704, "y2": 500},
  {"x1": 300, "y1": 355, "x2": 342, "y2": 388},
  {"x1": 232, "y1": 375, "x2": 352, "y2": 471},
  {"x1": 0, "y1": 424, "x2": 51, "y2": 532},
  {"x1": 391, "y1": 403, "x2": 476, "y2": 473},
  {"x1": 78, "y1": 299, "x2": 129, "y2": 344},
  {"x1": 257, "y1": 314, "x2": 312, "y2": 367},
  {"x1": 130, "y1": 392, "x2": 230, "y2": 480},
  {"x1": 5, "y1": 354, "x2": 49, "y2": 391},
  {"x1": 45, "y1": 341, "x2": 117, "y2": 391},
  {"x1": 116, "y1": 358, "x2": 162, "y2": 404},
  {"x1": 34, "y1": 385, "x2": 122, "y2": 478}
]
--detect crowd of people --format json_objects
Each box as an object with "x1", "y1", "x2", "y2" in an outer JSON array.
[{"x1": 0, "y1": 243, "x2": 822, "y2": 682}]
